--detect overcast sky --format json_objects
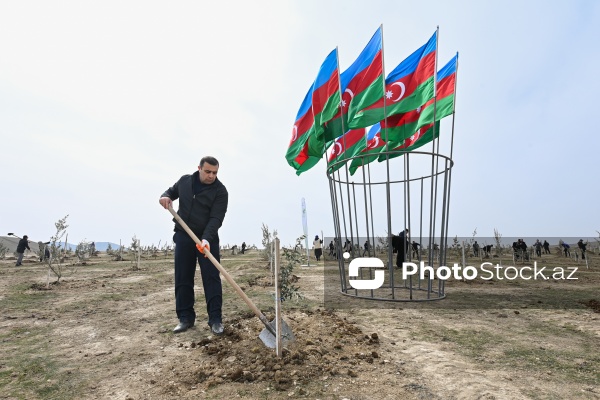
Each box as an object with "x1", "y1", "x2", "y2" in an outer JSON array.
[{"x1": 1, "y1": 1, "x2": 598, "y2": 248}]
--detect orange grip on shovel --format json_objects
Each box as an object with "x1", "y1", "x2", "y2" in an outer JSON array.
[{"x1": 196, "y1": 243, "x2": 208, "y2": 257}]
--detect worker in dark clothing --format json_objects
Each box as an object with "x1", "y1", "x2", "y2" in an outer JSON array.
[
  {"x1": 159, "y1": 156, "x2": 228, "y2": 336},
  {"x1": 392, "y1": 229, "x2": 409, "y2": 268},
  {"x1": 578, "y1": 239, "x2": 587, "y2": 260},
  {"x1": 16, "y1": 235, "x2": 30, "y2": 266}
]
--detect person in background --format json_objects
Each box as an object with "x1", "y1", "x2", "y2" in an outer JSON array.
[
  {"x1": 313, "y1": 235, "x2": 323, "y2": 262},
  {"x1": 392, "y1": 229, "x2": 409, "y2": 268},
  {"x1": 534, "y1": 240, "x2": 542, "y2": 257},
  {"x1": 543, "y1": 240, "x2": 551, "y2": 254},
  {"x1": 16, "y1": 235, "x2": 30, "y2": 266},
  {"x1": 241, "y1": 242, "x2": 246, "y2": 254},
  {"x1": 411, "y1": 240, "x2": 421, "y2": 259},
  {"x1": 343, "y1": 239, "x2": 352, "y2": 257},
  {"x1": 39, "y1": 241, "x2": 50, "y2": 262},
  {"x1": 362, "y1": 240, "x2": 370, "y2": 257},
  {"x1": 159, "y1": 156, "x2": 228, "y2": 335},
  {"x1": 577, "y1": 239, "x2": 587, "y2": 260},
  {"x1": 562, "y1": 242, "x2": 571, "y2": 257}
]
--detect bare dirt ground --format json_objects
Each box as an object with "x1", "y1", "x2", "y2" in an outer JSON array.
[{"x1": 0, "y1": 250, "x2": 598, "y2": 399}]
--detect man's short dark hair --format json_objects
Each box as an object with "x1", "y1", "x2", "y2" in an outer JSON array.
[{"x1": 200, "y1": 156, "x2": 219, "y2": 168}]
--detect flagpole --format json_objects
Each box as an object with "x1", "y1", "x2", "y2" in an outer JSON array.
[
  {"x1": 367, "y1": 162, "x2": 377, "y2": 256},
  {"x1": 443, "y1": 52, "x2": 459, "y2": 268},
  {"x1": 324, "y1": 48, "x2": 341, "y2": 263},
  {"x1": 427, "y1": 26, "x2": 440, "y2": 268},
  {"x1": 360, "y1": 155, "x2": 373, "y2": 257},
  {"x1": 377, "y1": 24, "x2": 395, "y2": 295},
  {"x1": 333, "y1": 44, "x2": 357, "y2": 257},
  {"x1": 341, "y1": 27, "x2": 384, "y2": 257},
  {"x1": 326, "y1": 46, "x2": 350, "y2": 266}
]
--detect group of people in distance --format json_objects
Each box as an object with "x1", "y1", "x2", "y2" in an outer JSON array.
[
  {"x1": 563, "y1": 239, "x2": 588, "y2": 259},
  {"x1": 512, "y1": 239, "x2": 531, "y2": 260},
  {"x1": 314, "y1": 231, "x2": 592, "y2": 268},
  {"x1": 13, "y1": 235, "x2": 52, "y2": 266},
  {"x1": 511, "y1": 238, "x2": 588, "y2": 260},
  {"x1": 318, "y1": 229, "x2": 420, "y2": 268},
  {"x1": 324, "y1": 238, "x2": 353, "y2": 260}
]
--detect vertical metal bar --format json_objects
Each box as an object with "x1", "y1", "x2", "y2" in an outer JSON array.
[
  {"x1": 367, "y1": 163, "x2": 377, "y2": 257},
  {"x1": 274, "y1": 237, "x2": 282, "y2": 357},
  {"x1": 427, "y1": 27, "x2": 440, "y2": 265},
  {"x1": 328, "y1": 171, "x2": 346, "y2": 292}
]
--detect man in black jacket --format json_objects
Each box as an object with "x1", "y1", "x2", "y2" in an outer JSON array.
[
  {"x1": 392, "y1": 229, "x2": 409, "y2": 268},
  {"x1": 159, "y1": 156, "x2": 228, "y2": 335},
  {"x1": 578, "y1": 239, "x2": 587, "y2": 260},
  {"x1": 16, "y1": 235, "x2": 30, "y2": 266}
]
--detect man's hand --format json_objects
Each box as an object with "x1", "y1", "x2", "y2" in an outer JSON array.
[
  {"x1": 196, "y1": 239, "x2": 210, "y2": 257},
  {"x1": 159, "y1": 197, "x2": 172, "y2": 209}
]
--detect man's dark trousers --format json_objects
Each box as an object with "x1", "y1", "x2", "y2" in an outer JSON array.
[{"x1": 173, "y1": 230, "x2": 222, "y2": 326}]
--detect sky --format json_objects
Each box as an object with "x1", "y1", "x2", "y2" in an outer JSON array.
[{"x1": 1, "y1": 1, "x2": 599, "y2": 249}]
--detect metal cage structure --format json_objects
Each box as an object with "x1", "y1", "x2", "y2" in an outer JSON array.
[{"x1": 326, "y1": 133, "x2": 455, "y2": 302}]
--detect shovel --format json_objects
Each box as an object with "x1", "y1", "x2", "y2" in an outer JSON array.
[{"x1": 166, "y1": 206, "x2": 294, "y2": 348}]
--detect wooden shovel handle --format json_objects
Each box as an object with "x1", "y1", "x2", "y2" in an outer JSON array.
[{"x1": 167, "y1": 206, "x2": 275, "y2": 335}]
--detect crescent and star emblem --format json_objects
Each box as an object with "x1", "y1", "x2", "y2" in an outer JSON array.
[
  {"x1": 390, "y1": 82, "x2": 406, "y2": 102},
  {"x1": 292, "y1": 125, "x2": 298, "y2": 142},
  {"x1": 368, "y1": 137, "x2": 380, "y2": 149},
  {"x1": 340, "y1": 89, "x2": 354, "y2": 109},
  {"x1": 333, "y1": 142, "x2": 343, "y2": 157}
]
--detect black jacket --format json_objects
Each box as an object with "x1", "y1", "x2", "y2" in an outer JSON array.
[
  {"x1": 161, "y1": 171, "x2": 228, "y2": 244},
  {"x1": 16, "y1": 238, "x2": 30, "y2": 253}
]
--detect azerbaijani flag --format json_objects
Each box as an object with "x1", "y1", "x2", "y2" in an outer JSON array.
[
  {"x1": 312, "y1": 48, "x2": 341, "y2": 139},
  {"x1": 344, "y1": 27, "x2": 384, "y2": 130},
  {"x1": 379, "y1": 121, "x2": 440, "y2": 162},
  {"x1": 358, "y1": 31, "x2": 437, "y2": 129},
  {"x1": 411, "y1": 53, "x2": 458, "y2": 129},
  {"x1": 292, "y1": 137, "x2": 327, "y2": 176},
  {"x1": 286, "y1": 49, "x2": 338, "y2": 173},
  {"x1": 327, "y1": 128, "x2": 368, "y2": 173},
  {"x1": 380, "y1": 104, "x2": 427, "y2": 144},
  {"x1": 348, "y1": 124, "x2": 387, "y2": 175},
  {"x1": 381, "y1": 52, "x2": 457, "y2": 144},
  {"x1": 322, "y1": 27, "x2": 384, "y2": 141},
  {"x1": 286, "y1": 85, "x2": 315, "y2": 170}
]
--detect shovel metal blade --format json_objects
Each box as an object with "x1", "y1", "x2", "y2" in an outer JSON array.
[{"x1": 258, "y1": 319, "x2": 295, "y2": 349}]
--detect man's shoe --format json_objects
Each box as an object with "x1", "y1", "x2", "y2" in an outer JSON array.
[
  {"x1": 209, "y1": 322, "x2": 224, "y2": 336},
  {"x1": 173, "y1": 320, "x2": 194, "y2": 334}
]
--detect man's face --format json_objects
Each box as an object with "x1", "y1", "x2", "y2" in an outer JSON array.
[{"x1": 198, "y1": 162, "x2": 219, "y2": 184}]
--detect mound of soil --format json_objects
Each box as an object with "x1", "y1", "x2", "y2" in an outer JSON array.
[{"x1": 150, "y1": 309, "x2": 399, "y2": 397}]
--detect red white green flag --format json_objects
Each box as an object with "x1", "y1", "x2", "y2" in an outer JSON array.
[
  {"x1": 322, "y1": 27, "x2": 384, "y2": 141},
  {"x1": 327, "y1": 128, "x2": 368, "y2": 173},
  {"x1": 356, "y1": 31, "x2": 437, "y2": 129},
  {"x1": 348, "y1": 124, "x2": 386, "y2": 175},
  {"x1": 379, "y1": 121, "x2": 440, "y2": 162},
  {"x1": 286, "y1": 49, "x2": 338, "y2": 173},
  {"x1": 382, "y1": 53, "x2": 457, "y2": 144}
]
